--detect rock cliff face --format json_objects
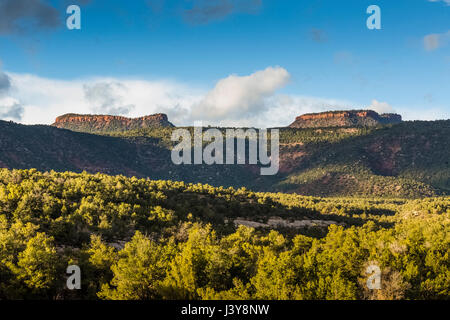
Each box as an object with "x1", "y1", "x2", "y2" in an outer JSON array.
[
  {"x1": 289, "y1": 110, "x2": 402, "y2": 128},
  {"x1": 52, "y1": 113, "x2": 174, "y2": 133}
]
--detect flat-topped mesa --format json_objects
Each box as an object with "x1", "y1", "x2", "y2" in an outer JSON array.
[
  {"x1": 52, "y1": 113, "x2": 174, "y2": 133},
  {"x1": 289, "y1": 110, "x2": 402, "y2": 128}
]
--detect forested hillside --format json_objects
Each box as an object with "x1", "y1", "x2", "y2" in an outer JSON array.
[
  {"x1": 277, "y1": 120, "x2": 450, "y2": 197},
  {"x1": 0, "y1": 169, "x2": 448, "y2": 300},
  {"x1": 1, "y1": 117, "x2": 449, "y2": 198},
  {"x1": 108, "y1": 120, "x2": 450, "y2": 198}
]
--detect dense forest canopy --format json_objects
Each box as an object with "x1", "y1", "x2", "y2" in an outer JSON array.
[{"x1": 0, "y1": 169, "x2": 448, "y2": 300}]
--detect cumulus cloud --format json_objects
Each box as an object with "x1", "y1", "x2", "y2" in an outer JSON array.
[
  {"x1": 6, "y1": 73, "x2": 200, "y2": 125},
  {"x1": 424, "y1": 30, "x2": 450, "y2": 51},
  {"x1": 0, "y1": 97, "x2": 24, "y2": 121},
  {"x1": 396, "y1": 105, "x2": 450, "y2": 121},
  {"x1": 0, "y1": 66, "x2": 24, "y2": 121},
  {"x1": 5, "y1": 68, "x2": 350, "y2": 128},
  {"x1": 0, "y1": 72, "x2": 11, "y2": 94},
  {"x1": 191, "y1": 67, "x2": 290, "y2": 121},
  {"x1": 368, "y1": 99, "x2": 395, "y2": 114},
  {"x1": 0, "y1": 0, "x2": 60, "y2": 35},
  {"x1": 4, "y1": 68, "x2": 448, "y2": 128},
  {"x1": 183, "y1": 0, "x2": 262, "y2": 24},
  {"x1": 253, "y1": 94, "x2": 354, "y2": 128},
  {"x1": 83, "y1": 82, "x2": 135, "y2": 115}
]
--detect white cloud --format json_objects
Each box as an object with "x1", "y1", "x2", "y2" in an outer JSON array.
[
  {"x1": 0, "y1": 71, "x2": 11, "y2": 94},
  {"x1": 254, "y1": 94, "x2": 354, "y2": 128},
  {"x1": 83, "y1": 82, "x2": 135, "y2": 115},
  {"x1": 424, "y1": 30, "x2": 450, "y2": 51},
  {"x1": 368, "y1": 99, "x2": 395, "y2": 114},
  {"x1": 5, "y1": 69, "x2": 352, "y2": 128},
  {"x1": 396, "y1": 105, "x2": 450, "y2": 121},
  {"x1": 0, "y1": 96, "x2": 23, "y2": 120},
  {"x1": 191, "y1": 66, "x2": 290, "y2": 121},
  {"x1": 188, "y1": 94, "x2": 354, "y2": 128},
  {"x1": 0, "y1": 66, "x2": 24, "y2": 121},
  {"x1": 6, "y1": 73, "x2": 201, "y2": 125},
  {"x1": 3, "y1": 67, "x2": 448, "y2": 128}
]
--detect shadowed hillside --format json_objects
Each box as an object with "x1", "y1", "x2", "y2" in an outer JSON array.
[{"x1": 0, "y1": 113, "x2": 449, "y2": 198}]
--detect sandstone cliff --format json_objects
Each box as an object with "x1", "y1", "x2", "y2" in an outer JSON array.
[
  {"x1": 52, "y1": 113, "x2": 174, "y2": 133},
  {"x1": 289, "y1": 110, "x2": 402, "y2": 128}
]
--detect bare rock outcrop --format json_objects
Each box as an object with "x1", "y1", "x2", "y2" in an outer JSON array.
[
  {"x1": 52, "y1": 113, "x2": 174, "y2": 133},
  {"x1": 289, "y1": 110, "x2": 402, "y2": 128}
]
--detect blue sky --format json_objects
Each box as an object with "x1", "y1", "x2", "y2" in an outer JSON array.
[{"x1": 0, "y1": 0, "x2": 449, "y2": 127}]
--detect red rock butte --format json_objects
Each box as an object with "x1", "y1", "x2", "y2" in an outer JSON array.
[
  {"x1": 289, "y1": 110, "x2": 402, "y2": 128},
  {"x1": 52, "y1": 113, "x2": 174, "y2": 132}
]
